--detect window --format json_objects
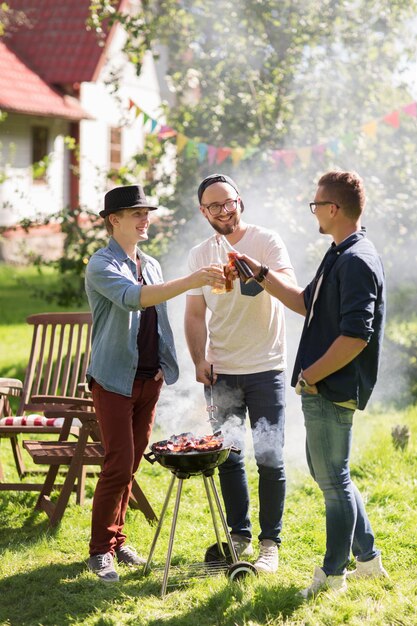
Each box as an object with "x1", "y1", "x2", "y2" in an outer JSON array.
[
  {"x1": 109, "y1": 126, "x2": 122, "y2": 171},
  {"x1": 31, "y1": 126, "x2": 49, "y2": 182}
]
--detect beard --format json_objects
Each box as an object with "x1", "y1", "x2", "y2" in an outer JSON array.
[{"x1": 208, "y1": 214, "x2": 240, "y2": 236}]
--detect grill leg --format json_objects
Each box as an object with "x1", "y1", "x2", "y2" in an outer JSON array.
[
  {"x1": 202, "y1": 475, "x2": 225, "y2": 557},
  {"x1": 206, "y1": 474, "x2": 238, "y2": 563},
  {"x1": 143, "y1": 473, "x2": 176, "y2": 575},
  {"x1": 161, "y1": 477, "x2": 183, "y2": 597}
]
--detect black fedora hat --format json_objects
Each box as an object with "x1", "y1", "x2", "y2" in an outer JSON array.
[{"x1": 100, "y1": 185, "x2": 159, "y2": 217}]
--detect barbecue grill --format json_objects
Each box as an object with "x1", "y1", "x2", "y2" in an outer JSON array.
[{"x1": 142, "y1": 432, "x2": 257, "y2": 596}]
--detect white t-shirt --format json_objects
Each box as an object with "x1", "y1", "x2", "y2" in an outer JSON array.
[{"x1": 187, "y1": 224, "x2": 293, "y2": 374}]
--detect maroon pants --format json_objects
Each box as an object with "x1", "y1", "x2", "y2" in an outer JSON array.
[{"x1": 89, "y1": 377, "x2": 163, "y2": 556}]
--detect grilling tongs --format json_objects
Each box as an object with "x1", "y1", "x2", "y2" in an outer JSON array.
[{"x1": 206, "y1": 363, "x2": 218, "y2": 425}]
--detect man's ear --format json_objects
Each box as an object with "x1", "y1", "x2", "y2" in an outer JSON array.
[{"x1": 109, "y1": 213, "x2": 119, "y2": 228}]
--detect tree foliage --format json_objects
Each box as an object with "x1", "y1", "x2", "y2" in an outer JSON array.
[
  {"x1": 90, "y1": 1, "x2": 417, "y2": 267},
  {"x1": 88, "y1": 0, "x2": 417, "y2": 403},
  {"x1": 4, "y1": 1, "x2": 416, "y2": 399}
]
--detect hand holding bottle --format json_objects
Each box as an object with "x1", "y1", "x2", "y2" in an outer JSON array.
[
  {"x1": 218, "y1": 235, "x2": 256, "y2": 283},
  {"x1": 209, "y1": 237, "x2": 233, "y2": 293}
]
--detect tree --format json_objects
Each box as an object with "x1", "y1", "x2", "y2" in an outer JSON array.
[
  {"x1": 89, "y1": 0, "x2": 417, "y2": 404},
  {"x1": 90, "y1": 2, "x2": 417, "y2": 266}
]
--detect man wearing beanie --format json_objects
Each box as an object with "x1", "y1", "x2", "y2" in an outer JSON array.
[
  {"x1": 85, "y1": 184, "x2": 224, "y2": 582},
  {"x1": 184, "y1": 174, "x2": 296, "y2": 573}
]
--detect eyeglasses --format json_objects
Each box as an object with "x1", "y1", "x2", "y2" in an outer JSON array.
[
  {"x1": 309, "y1": 201, "x2": 340, "y2": 214},
  {"x1": 202, "y1": 198, "x2": 239, "y2": 217}
]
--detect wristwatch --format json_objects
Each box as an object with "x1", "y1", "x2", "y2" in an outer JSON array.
[
  {"x1": 298, "y1": 374, "x2": 313, "y2": 388},
  {"x1": 255, "y1": 264, "x2": 269, "y2": 283}
]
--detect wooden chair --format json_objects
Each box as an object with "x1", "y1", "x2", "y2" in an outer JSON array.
[
  {"x1": 24, "y1": 407, "x2": 103, "y2": 526},
  {"x1": 0, "y1": 312, "x2": 93, "y2": 494},
  {"x1": 23, "y1": 408, "x2": 156, "y2": 527},
  {"x1": 0, "y1": 312, "x2": 156, "y2": 526}
]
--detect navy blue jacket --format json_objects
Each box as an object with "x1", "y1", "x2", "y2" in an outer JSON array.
[{"x1": 291, "y1": 229, "x2": 385, "y2": 410}]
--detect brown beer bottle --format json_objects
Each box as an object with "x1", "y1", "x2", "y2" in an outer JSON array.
[{"x1": 218, "y1": 236, "x2": 255, "y2": 283}]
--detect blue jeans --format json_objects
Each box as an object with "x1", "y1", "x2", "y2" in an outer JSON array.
[
  {"x1": 301, "y1": 393, "x2": 379, "y2": 575},
  {"x1": 204, "y1": 370, "x2": 286, "y2": 545}
]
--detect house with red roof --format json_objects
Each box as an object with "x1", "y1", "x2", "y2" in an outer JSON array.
[{"x1": 0, "y1": 0, "x2": 169, "y2": 259}]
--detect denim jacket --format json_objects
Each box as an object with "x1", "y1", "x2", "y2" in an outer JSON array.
[{"x1": 85, "y1": 238, "x2": 179, "y2": 396}]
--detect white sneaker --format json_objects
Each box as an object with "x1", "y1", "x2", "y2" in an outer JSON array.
[
  {"x1": 254, "y1": 539, "x2": 279, "y2": 573},
  {"x1": 346, "y1": 554, "x2": 389, "y2": 579},
  {"x1": 230, "y1": 533, "x2": 254, "y2": 558},
  {"x1": 300, "y1": 566, "x2": 347, "y2": 599}
]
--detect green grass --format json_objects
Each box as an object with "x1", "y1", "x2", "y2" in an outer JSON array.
[
  {"x1": 1, "y1": 408, "x2": 416, "y2": 626},
  {"x1": 0, "y1": 264, "x2": 86, "y2": 386},
  {"x1": 1, "y1": 264, "x2": 417, "y2": 625}
]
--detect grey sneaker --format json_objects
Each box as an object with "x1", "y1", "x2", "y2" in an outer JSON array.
[
  {"x1": 254, "y1": 539, "x2": 279, "y2": 573},
  {"x1": 88, "y1": 552, "x2": 119, "y2": 582},
  {"x1": 116, "y1": 545, "x2": 146, "y2": 567},
  {"x1": 230, "y1": 534, "x2": 254, "y2": 558},
  {"x1": 346, "y1": 554, "x2": 389, "y2": 579},
  {"x1": 300, "y1": 566, "x2": 347, "y2": 599}
]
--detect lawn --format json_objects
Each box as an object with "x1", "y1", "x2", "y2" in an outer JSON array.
[{"x1": 0, "y1": 264, "x2": 416, "y2": 626}]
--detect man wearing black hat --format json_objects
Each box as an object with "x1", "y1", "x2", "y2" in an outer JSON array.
[
  {"x1": 85, "y1": 184, "x2": 225, "y2": 582},
  {"x1": 184, "y1": 174, "x2": 296, "y2": 573}
]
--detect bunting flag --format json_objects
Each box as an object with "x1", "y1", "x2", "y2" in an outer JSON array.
[
  {"x1": 176, "y1": 133, "x2": 188, "y2": 154},
  {"x1": 197, "y1": 142, "x2": 208, "y2": 162},
  {"x1": 231, "y1": 147, "x2": 245, "y2": 166},
  {"x1": 158, "y1": 125, "x2": 177, "y2": 140},
  {"x1": 383, "y1": 110, "x2": 400, "y2": 128},
  {"x1": 362, "y1": 120, "x2": 378, "y2": 138},
  {"x1": 127, "y1": 97, "x2": 417, "y2": 170},
  {"x1": 403, "y1": 102, "x2": 417, "y2": 117}
]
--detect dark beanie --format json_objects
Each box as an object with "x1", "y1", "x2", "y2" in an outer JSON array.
[{"x1": 197, "y1": 174, "x2": 240, "y2": 204}]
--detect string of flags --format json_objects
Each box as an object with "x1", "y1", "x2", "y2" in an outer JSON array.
[{"x1": 128, "y1": 98, "x2": 417, "y2": 169}]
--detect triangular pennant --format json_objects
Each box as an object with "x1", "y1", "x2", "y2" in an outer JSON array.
[
  {"x1": 362, "y1": 120, "x2": 378, "y2": 138},
  {"x1": 312, "y1": 144, "x2": 326, "y2": 161},
  {"x1": 197, "y1": 143, "x2": 208, "y2": 163},
  {"x1": 150, "y1": 119, "x2": 158, "y2": 133},
  {"x1": 271, "y1": 150, "x2": 282, "y2": 166},
  {"x1": 328, "y1": 139, "x2": 340, "y2": 155},
  {"x1": 296, "y1": 146, "x2": 312, "y2": 167},
  {"x1": 231, "y1": 147, "x2": 245, "y2": 166},
  {"x1": 383, "y1": 110, "x2": 400, "y2": 128},
  {"x1": 158, "y1": 125, "x2": 177, "y2": 140},
  {"x1": 402, "y1": 102, "x2": 417, "y2": 117},
  {"x1": 207, "y1": 145, "x2": 217, "y2": 165},
  {"x1": 242, "y1": 147, "x2": 259, "y2": 160},
  {"x1": 281, "y1": 150, "x2": 297, "y2": 169},
  {"x1": 185, "y1": 140, "x2": 197, "y2": 158},
  {"x1": 216, "y1": 147, "x2": 232, "y2": 164},
  {"x1": 340, "y1": 132, "x2": 355, "y2": 147},
  {"x1": 176, "y1": 133, "x2": 188, "y2": 154},
  {"x1": 128, "y1": 98, "x2": 136, "y2": 110},
  {"x1": 143, "y1": 112, "x2": 150, "y2": 125}
]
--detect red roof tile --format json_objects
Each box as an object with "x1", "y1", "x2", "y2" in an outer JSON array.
[
  {"x1": 0, "y1": 42, "x2": 89, "y2": 120},
  {"x1": 7, "y1": 0, "x2": 125, "y2": 84}
]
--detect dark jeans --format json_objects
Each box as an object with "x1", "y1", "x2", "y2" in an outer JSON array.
[
  {"x1": 302, "y1": 393, "x2": 379, "y2": 575},
  {"x1": 90, "y1": 377, "x2": 163, "y2": 556},
  {"x1": 205, "y1": 370, "x2": 286, "y2": 545}
]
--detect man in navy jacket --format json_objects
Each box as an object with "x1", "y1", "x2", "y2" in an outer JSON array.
[{"x1": 239, "y1": 170, "x2": 388, "y2": 597}]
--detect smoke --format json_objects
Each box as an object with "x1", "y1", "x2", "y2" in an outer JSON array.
[
  {"x1": 152, "y1": 178, "x2": 311, "y2": 470},
  {"x1": 151, "y1": 149, "x2": 412, "y2": 471}
]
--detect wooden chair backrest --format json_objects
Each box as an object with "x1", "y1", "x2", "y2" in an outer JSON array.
[{"x1": 18, "y1": 312, "x2": 92, "y2": 415}]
